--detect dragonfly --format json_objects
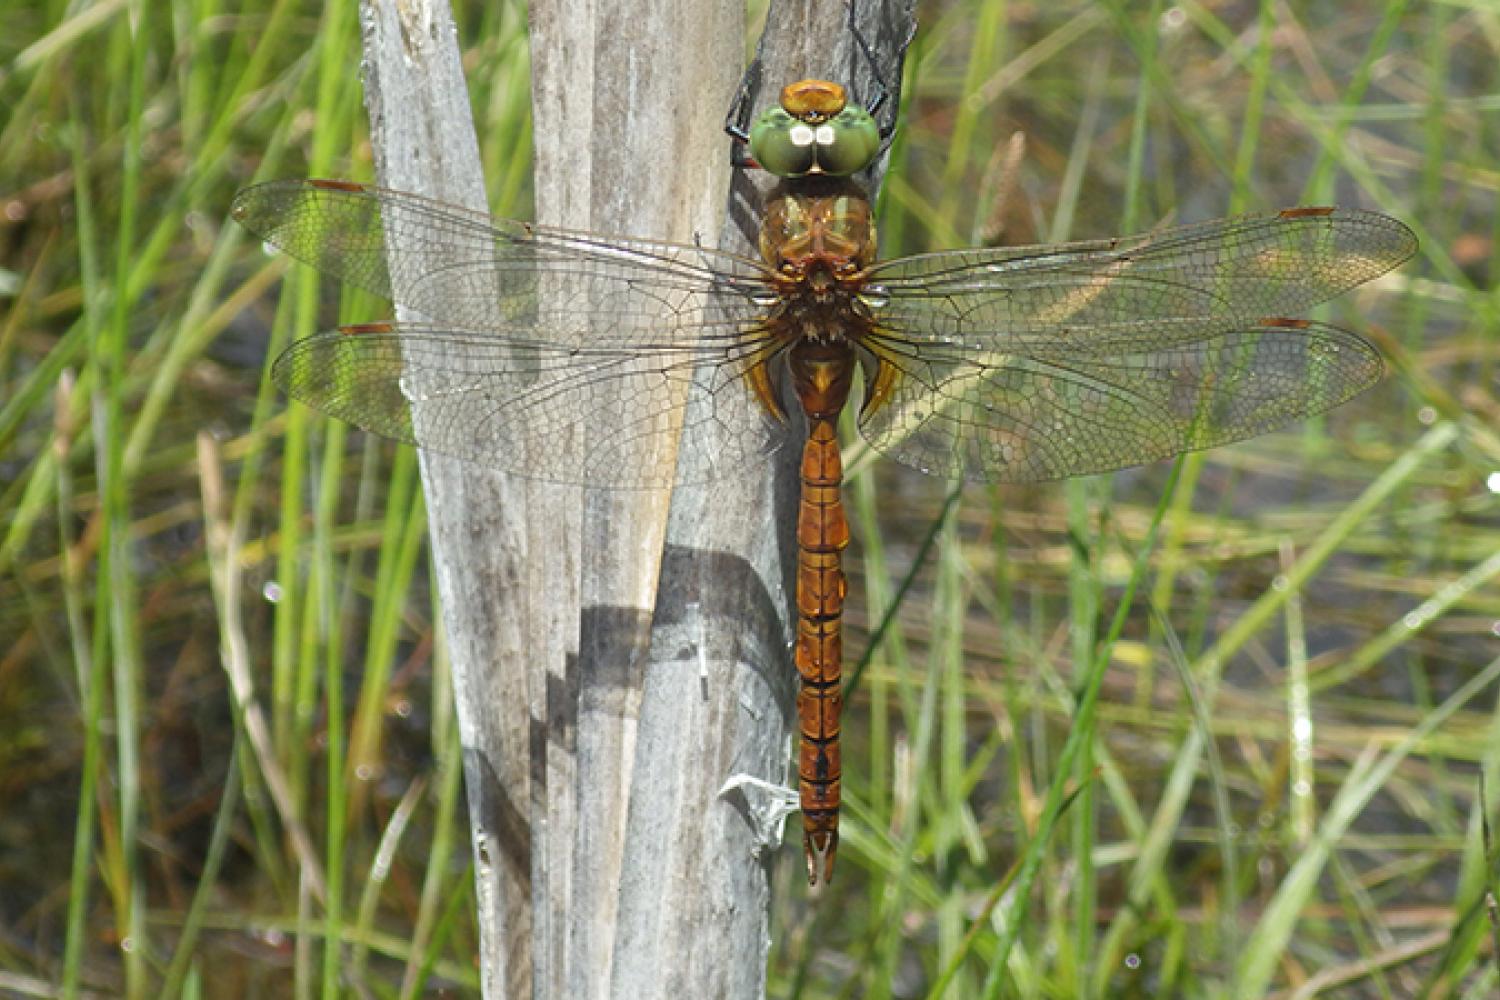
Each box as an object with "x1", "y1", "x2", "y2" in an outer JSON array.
[{"x1": 232, "y1": 78, "x2": 1417, "y2": 886}]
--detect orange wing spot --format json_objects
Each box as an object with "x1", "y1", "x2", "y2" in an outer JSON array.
[
  {"x1": 781, "y1": 79, "x2": 846, "y2": 122},
  {"x1": 310, "y1": 179, "x2": 367, "y2": 192},
  {"x1": 1260, "y1": 317, "x2": 1311, "y2": 329},
  {"x1": 341, "y1": 322, "x2": 396, "y2": 335},
  {"x1": 1277, "y1": 206, "x2": 1335, "y2": 219}
]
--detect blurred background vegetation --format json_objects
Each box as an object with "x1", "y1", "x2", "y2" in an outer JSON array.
[{"x1": 1, "y1": 0, "x2": 1497, "y2": 996}]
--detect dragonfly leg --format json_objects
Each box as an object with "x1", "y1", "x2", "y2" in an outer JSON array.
[
  {"x1": 843, "y1": 0, "x2": 888, "y2": 127},
  {"x1": 842, "y1": 0, "x2": 914, "y2": 142},
  {"x1": 724, "y1": 57, "x2": 761, "y2": 153}
]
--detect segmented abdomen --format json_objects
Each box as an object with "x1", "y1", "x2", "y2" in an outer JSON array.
[{"x1": 795, "y1": 413, "x2": 848, "y2": 885}]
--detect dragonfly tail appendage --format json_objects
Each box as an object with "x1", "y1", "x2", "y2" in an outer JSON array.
[{"x1": 795, "y1": 412, "x2": 849, "y2": 886}]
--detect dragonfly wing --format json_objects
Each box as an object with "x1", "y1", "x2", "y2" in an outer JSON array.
[
  {"x1": 865, "y1": 208, "x2": 1415, "y2": 348},
  {"x1": 272, "y1": 320, "x2": 789, "y2": 488},
  {"x1": 232, "y1": 180, "x2": 774, "y2": 344},
  {"x1": 858, "y1": 319, "x2": 1384, "y2": 483}
]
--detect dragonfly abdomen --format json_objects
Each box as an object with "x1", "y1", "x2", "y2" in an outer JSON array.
[
  {"x1": 788, "y1": 342, "x2": 858, "y2": 885},
  {"x1": 794, "y1": 411, "x2": 848, "y2": 886}
]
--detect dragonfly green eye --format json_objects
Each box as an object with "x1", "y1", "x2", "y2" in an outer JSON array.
[
  {"x1": 748, "y1": 104, "x2": 881, "y2": 178},
  {"x1": 749, "y1": 107, "x2": 818, "y2": 178},
  {"x1": 817, "y1": 106, "x2": 880, "y2": 176}
]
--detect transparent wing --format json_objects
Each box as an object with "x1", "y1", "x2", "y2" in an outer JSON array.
[
  {"x1": 232, "y1": 180, "x2": 776, "y2": 343},
  {"x1": 272, "y1": 320, "x2": 790, "y2": 488},
  {"x1": 855, "y1": 207, "x2": 1412, "y2": 481},
  {"x1": 858, "y1": 319, "x2": 1384, "y2": 482},
  {"x1": 864, "y1": 208, "x2": 1416, "y2": 350},
  {"x1": 234, "y1": 180, "x2": 792, "y2": 486}
]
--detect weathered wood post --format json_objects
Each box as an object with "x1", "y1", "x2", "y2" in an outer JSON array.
[{"x1": 358, "y1": 0, "x2": 913, "y2": 995}]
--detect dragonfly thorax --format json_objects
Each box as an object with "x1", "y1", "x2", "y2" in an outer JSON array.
[
  {"x1": 771, "y1": 288, "x2": 870, "y2": 347},
  {"x1": 759, "y1": 179, "x2": 876, "y2": 288}
]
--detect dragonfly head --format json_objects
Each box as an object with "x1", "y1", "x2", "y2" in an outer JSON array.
[{"x1": 748, "y1": 79, "x2": 880, "y2": 179}]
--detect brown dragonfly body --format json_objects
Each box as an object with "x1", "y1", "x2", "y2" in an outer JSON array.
[
  {"x1": 233, "y1": 76, "x2": 1416, "y2": 887},
  {"x1": 755, "y1": 175, "x2": 880, "y2": 882}
]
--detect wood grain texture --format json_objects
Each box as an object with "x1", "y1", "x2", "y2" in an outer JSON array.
[
  {"x1": 358, "y1": 4, "x2": 535, "y2": 997},
  {"x1": 529, "y1": 1, "x2": 753, "y2": 996},
  {"x1": 359, "y1": 0, "x2": 914, "y2": 995}
]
